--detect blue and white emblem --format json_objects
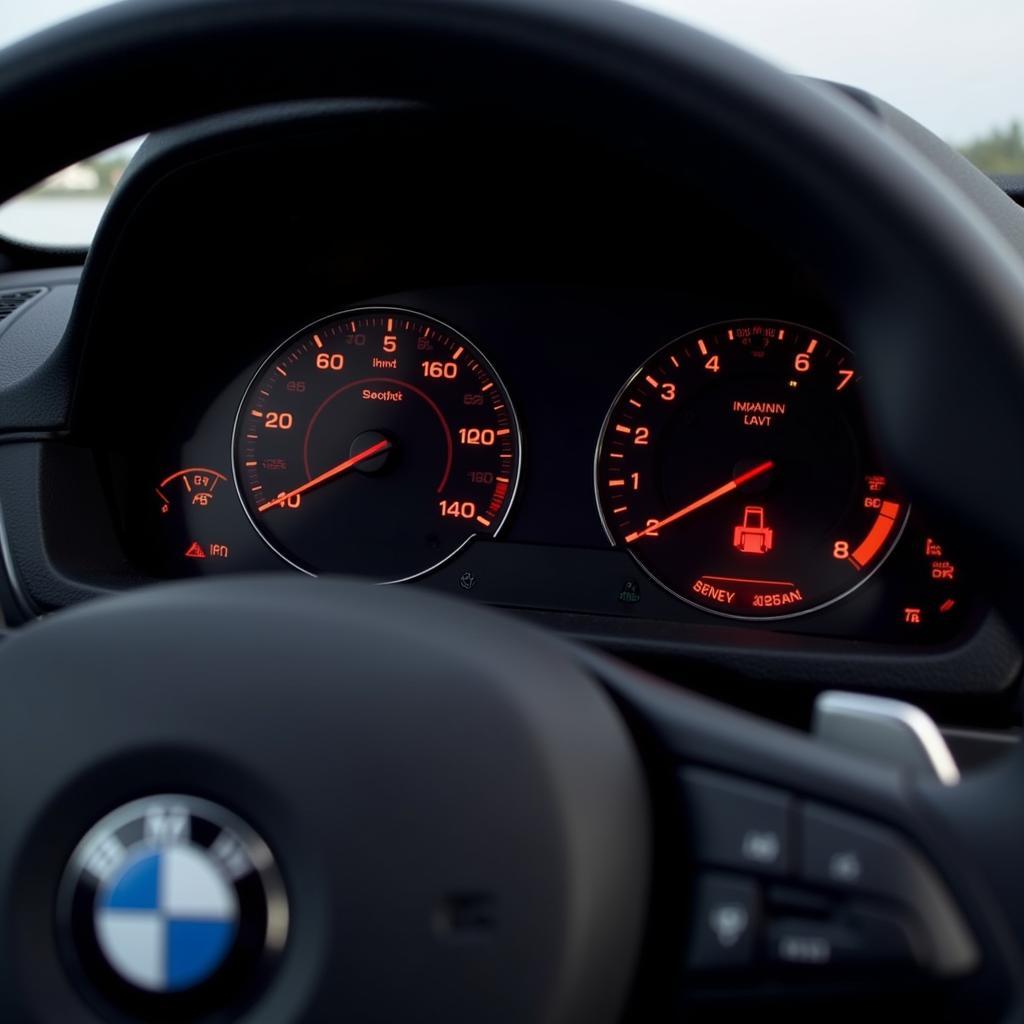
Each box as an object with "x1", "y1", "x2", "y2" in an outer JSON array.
[
  {"x1": 95, "y1": 839, "x2": 239, "y2": 991},
  {"x1": 60, "y1": 795, "x2": 288, "y2": 1015}
]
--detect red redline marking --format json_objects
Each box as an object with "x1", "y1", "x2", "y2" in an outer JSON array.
[{"x1": 849, "y1": 501, "x2": 901, "y2": 570}]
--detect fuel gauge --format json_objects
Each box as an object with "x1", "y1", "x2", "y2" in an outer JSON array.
[{"x1": 152, "y1": 467, "x2": 233, "y2": 570}]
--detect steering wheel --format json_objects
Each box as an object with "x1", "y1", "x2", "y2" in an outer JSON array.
[{"x1": 2, "y1": 1, "x2": 1024, "y2": 1020}]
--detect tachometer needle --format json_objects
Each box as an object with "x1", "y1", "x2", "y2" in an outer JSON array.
[
  {"x1": 624, "y1": 459, "x2": 774, "y2": 543},
  {"x1": 257, "y1": 438, "x2": 391, "y2": 512}
]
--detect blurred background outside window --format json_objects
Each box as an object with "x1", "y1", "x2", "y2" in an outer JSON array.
[{"x1": 1, "y1": 0, "x2": 1022, "y2": 248}]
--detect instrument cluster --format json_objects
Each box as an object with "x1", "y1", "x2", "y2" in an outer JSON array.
[{"x1": 108, "y1": 292, "x2": 970, "y2": 645}]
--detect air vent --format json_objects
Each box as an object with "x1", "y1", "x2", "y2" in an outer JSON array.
[{"x1": 0, "y1": 288, "x2": 45, "y2": 323}]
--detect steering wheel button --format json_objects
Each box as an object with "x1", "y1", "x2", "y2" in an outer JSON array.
[
  {"x1": 800, "y1": 803, "x2": 916, "y2": 899},
  {"x1": 681, "y1": 769, "x2": 792, "y2": 875},
  {"x1": 688, "y1": 873, "x2": 761, "y2": 970}
]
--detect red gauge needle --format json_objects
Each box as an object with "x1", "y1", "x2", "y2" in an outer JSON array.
[
  {"x1": 257, "y1": 438, "x2": 391, "y2": 512},
  {"x1": 624, "y1": 459, "x2": 774, "y2": 543}
]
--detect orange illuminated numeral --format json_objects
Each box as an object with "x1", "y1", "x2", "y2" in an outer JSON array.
[
  {"x1": 439, "y1": 499, "x2": 477, "y2": 520},
  {"x1": 276, "y1": 491, "x2": 301, "y2": 509},
  {"x1": 645, "y1": 518, "x2": 660, "y2": 537},
  {"x1": 833, "y1": 540, "x2": 849, "y2": 559},
  {"x1": 459, "y1": 427, "x2": 496, "y2": 446},
  {"x1": 630, "y1": 472, "x2": 640, "y2": 490},
  {"x1": 836, "y1": 369, "x2": 855, "y2": 391},
  {"x1": 660, "y1": 382, "x2": 676, "y2": 401},
  {"x1": 423, "y1": 360, "x2": 459, "y2": 379},
  {"x1": 704, "y1": 355, "x2": 720, "y2": 373},
  {"x1": 265, "y1": 412, "x2": 293, "y2": 430},
  {"x1": 794, "y1": 353, "x2": 811, "y2": 373},
  {"x1": 315, "y1": 352, "x2": 345, "y2": 371},
  {"x1": 634, "y1": 427, "x2": 650, "y2": 445},
  {"x1": 383, "y1": 334, "x2": 398, "y2": 353},
  {"x1": 864, "y1": 497, "x2": 882, "y2": 509}
]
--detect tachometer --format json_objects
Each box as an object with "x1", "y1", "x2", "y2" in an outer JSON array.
[
  {"x1": 234, "y1": 308, "x2": 521, "y2": 580},
  {"x1": 596, "y1": 319, "x2": 907, "y2": 619}
]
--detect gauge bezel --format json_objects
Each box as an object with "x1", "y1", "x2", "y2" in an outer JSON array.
[
  {"x1": 593, "y1": 317, "x2": 910, "y2": 622},
  {"x1": 231, "y1": 305, "x2": 523, "y2": 582}
]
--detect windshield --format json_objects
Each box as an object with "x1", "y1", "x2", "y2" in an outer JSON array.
[{"x1": 2, "y1": 0, "x2": 1023, "y2": 247}]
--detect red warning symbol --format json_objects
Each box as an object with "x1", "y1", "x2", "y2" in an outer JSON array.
[{"x1": 184, "y1": 541, "x2": 206, "y2": 559}]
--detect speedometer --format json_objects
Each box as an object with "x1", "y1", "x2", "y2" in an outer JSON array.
[
  {"x1": 234, "y1": 308, "x2": 521, "y2": 581},
  {"x1": 596, "y1": 319, "x2": 907, "y2": 619}
]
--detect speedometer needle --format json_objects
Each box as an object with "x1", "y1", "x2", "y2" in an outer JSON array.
[
  {"x1": 624, "y1": 459, "x2": 774, "y2": 543},
  {"x1": 257, "y1": 438, "x2": 391, "y2": 512}
]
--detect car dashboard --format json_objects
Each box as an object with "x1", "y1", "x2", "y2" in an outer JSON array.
[{"x1": 0, "y1": 99, "x2": 1018, "y2": 736}]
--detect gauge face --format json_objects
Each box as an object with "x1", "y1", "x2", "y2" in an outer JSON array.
[
  {"x1": 149, "y1": 467, "x2": 234, "y2": 574},
  {"x1": 596, "y1": 319, "x2": 908, "y2": 619},
  {"x1": 234, "y1": 308, "x2": 520, "y2": 580}
]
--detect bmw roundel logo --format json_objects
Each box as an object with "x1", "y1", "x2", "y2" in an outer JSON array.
[{"x1": 59, "y1": 795, "x2": 288, "y2": 1015}]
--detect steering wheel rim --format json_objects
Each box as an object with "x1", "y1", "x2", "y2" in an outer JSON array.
[{"x1": 1, "y1": 0, "x2": 1023, "y2": 1020}]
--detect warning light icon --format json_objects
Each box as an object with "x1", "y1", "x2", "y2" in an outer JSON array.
[
  {"x1": 733, "y1": 506, "x2": 774, "y2": 555},
  {"x1": 184, "y1": 541, "x2": 206, "y2": 559}
]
